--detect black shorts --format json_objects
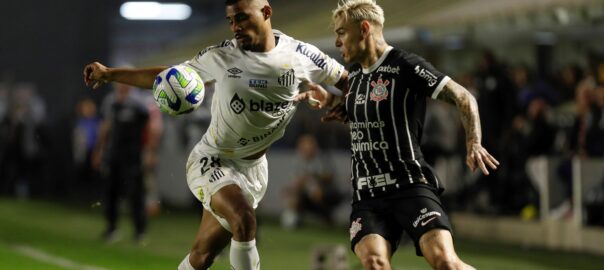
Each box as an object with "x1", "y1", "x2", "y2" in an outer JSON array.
[{"x1": 349, "y1": 184, "x2": 452, "y2": 256}]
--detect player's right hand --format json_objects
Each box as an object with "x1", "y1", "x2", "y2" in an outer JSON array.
[
  {"x1": 83, "y1": 62, "x2": 110, "y2": 89},
  {"x1": 294, "y1": 81, "x2": 331, "y2": 110},
  {"x1": 466, "y1": 143, "x2": 499, "y2": 175}
]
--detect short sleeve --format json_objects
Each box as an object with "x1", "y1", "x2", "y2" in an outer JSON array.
[
  {"x1": 295, "y1": 42, "x2": 345, "y2": 86},
  {"x1": 402, "y1": 52, "x2": 450, "y2": 99},
  {"x1": 180, "y1": 41, "x2": 233, "y2": 83}
]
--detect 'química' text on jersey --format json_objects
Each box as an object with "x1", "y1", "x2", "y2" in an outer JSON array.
[
  {"x1": 182, "y1": 30, "x2": 344, "y2": 159},
  {"x1": 345, "y1": 46, "x2": 450, "y2": 201}
]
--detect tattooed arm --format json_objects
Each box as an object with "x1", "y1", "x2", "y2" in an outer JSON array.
[{"x1": 436, "y1": 80, "x2": 499, "y2": 175}]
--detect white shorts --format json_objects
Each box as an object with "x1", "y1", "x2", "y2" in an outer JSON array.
[{"x1": 186, "y1": 150, "x2": 268, "y2": 231}]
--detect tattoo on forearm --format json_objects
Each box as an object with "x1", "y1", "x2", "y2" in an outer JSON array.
[{"x1": 437, "y1": 81, "x2": 482, "y2": 146}]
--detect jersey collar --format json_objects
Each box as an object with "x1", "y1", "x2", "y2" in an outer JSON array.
[
  {"x1": 362, "y1": 46, "x2": 393, "y2": 74},
  {"x1": 237, "y1": 29, "x2": 285, "y2": 55}
]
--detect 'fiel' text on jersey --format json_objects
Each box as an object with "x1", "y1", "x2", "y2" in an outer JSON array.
[{"x1": 357, "y1": 173, "x2": 397, "y2": 189}]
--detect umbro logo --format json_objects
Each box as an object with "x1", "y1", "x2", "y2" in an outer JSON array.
[{"x1": 228, "y1": 67, "x2": 242, "y2": 78}]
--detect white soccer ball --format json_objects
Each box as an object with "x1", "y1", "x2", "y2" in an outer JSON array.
[{"x1": 152, "y1": 65, "x2": 205, "y2": 115}]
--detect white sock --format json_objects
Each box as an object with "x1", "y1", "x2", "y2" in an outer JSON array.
[
  {"x1": 230, "y1": 239, "x2": 260, "y2": 270},
  {"x1": 177, "y1": 254, "x2": 195, "y2": 270}
]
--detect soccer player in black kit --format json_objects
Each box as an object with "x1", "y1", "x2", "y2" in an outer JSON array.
[{"x1": 299, "y1": 0, "x2": 499, "y2": 269}]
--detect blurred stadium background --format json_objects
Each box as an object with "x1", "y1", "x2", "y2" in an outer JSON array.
[{"x1": 2, "y1": 0, "x2": 604, "y2": 269}]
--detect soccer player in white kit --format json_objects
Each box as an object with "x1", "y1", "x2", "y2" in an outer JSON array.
[{"x1": 83, "y1": 0, "x2": 347, "y2": 269}]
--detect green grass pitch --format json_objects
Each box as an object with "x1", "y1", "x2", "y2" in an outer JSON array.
[{"x1": 0, "y1": 198, "x2": 603, "y2": 270}]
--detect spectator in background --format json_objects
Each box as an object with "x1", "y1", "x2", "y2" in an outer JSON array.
[
  {"x1": 575, "y1": 78, "x2": 604, "y2": 225},
  {"x1": 475, "y1": 50, "x2": 517, "y2": 144},
  {"x1": 281, "y1": 134, "x2": 342, "y2": 229},
  {"x1": 500, "y1": 98, "x2": 554, "y2": 215},
  {"x1": 93, "y1": 83, "x2": 152, "y2": 244},
  {"x1": 554, "y1": 64, "x2": 583, "y2": 105},
  {"x1": 470, "y1": 50, "x2": 516, "y2": 214},
  {"x1": 0, "y1": 84, "x2": 9, "y2": 192},
  {"x1": 140, "y1": 92, "x2": 163, "y2": 218},
  {"x1": 554, "y1": 52, "x2": 604, "y2": 220},
  {"x1": 513, "y1": 65, "x2": 557, "y2": 110},
  {"x1": 575, "y1": 54, "x2": 604, "y2": 157},
  {"x1": 73, "y1": 98, "x2": 101, "y2": 199},
  {"x1": 510, "y1": 65, "x2": 557, "y2": 156},
  {"x1": 0, "y1": 83, "x2": 48, "y2": 199}
]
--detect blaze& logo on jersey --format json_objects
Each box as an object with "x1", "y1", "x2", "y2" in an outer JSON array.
[
  {"x1": 230, "y1": 94, "x2": 245, "y2": 114},
  {"x1": 370, "y1": 78, "x2": 390, "y2": 102},
  {"x1": 230, "y1": 94, "x2": 291, "y2": 114}
]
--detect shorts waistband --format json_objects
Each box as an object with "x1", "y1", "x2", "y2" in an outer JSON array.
[
  {"x1": 354, "y1": 183, "x2": 403, "y2": 202},
  {"x1": 353, "y1": 183, "x2": 436, "y2": 202},
  {"x1": 232, "y1": 155, "x2": 266, "y2": 166}
]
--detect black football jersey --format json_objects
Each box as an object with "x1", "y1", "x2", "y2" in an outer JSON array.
[{"x1": 345, "y1": 47, "x2": 450, "y2": 201}]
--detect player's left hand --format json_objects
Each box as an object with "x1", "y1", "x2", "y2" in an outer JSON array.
[
  {"x1": 466, "y1": 143, "x2": 499, "y2": 175},
  {"x1": 294, "y1": 82, "x2": 332, "y2": 110}
]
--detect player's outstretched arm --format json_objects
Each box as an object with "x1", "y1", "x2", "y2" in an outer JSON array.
[
  {"x1": 295, "y1": 72, "x2": 349, "y2": 122},
  {"x1": 294, "y1": 82, "x2": 333, "y2": 110},
  {"x1": 294, "y1": 82, "x2": 350, "y2": 123},
  {"x1": 436, "y1": 80, "x2": 500, "y2": 175},
  {"x1": 83, "y1": 61, "x2": 168, "y2": 90}
]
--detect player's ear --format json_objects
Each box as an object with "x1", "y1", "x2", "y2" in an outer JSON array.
[
  {"x1": 262, "y1": 5, "x2": 272, "y2": 20},
  {"x1": 360, "y1": 20, "x2": 371, "y2": 39}
]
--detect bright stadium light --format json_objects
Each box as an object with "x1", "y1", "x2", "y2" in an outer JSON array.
[{"x1": 120, "y1": 2, "x2": 192, "y2": 20}]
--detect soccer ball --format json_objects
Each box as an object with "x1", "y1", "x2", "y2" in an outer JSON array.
[{"x1": 152, "y1": 65, "x2": 205, "y2": 115}]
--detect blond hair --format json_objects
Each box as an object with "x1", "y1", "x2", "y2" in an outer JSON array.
[{"x1": 332, "y1": 0, "x2": 384, "y2": 26}]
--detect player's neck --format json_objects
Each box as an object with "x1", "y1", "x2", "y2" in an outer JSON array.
[
  {"x1": 360, "y1": 38, "x2": 389, "y2": 69},
  {"x1": 251, "y1": 29, "x2": 276, "y2": 52}
]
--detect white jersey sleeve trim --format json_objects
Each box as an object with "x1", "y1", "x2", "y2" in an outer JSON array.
[{"x1": 431, "y1": 76, "x2": 450, "y2": 99}]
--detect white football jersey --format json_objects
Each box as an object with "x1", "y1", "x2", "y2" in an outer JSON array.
[{"x1": 182, "y1": 30, "x2": 344, "y2": 158}]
